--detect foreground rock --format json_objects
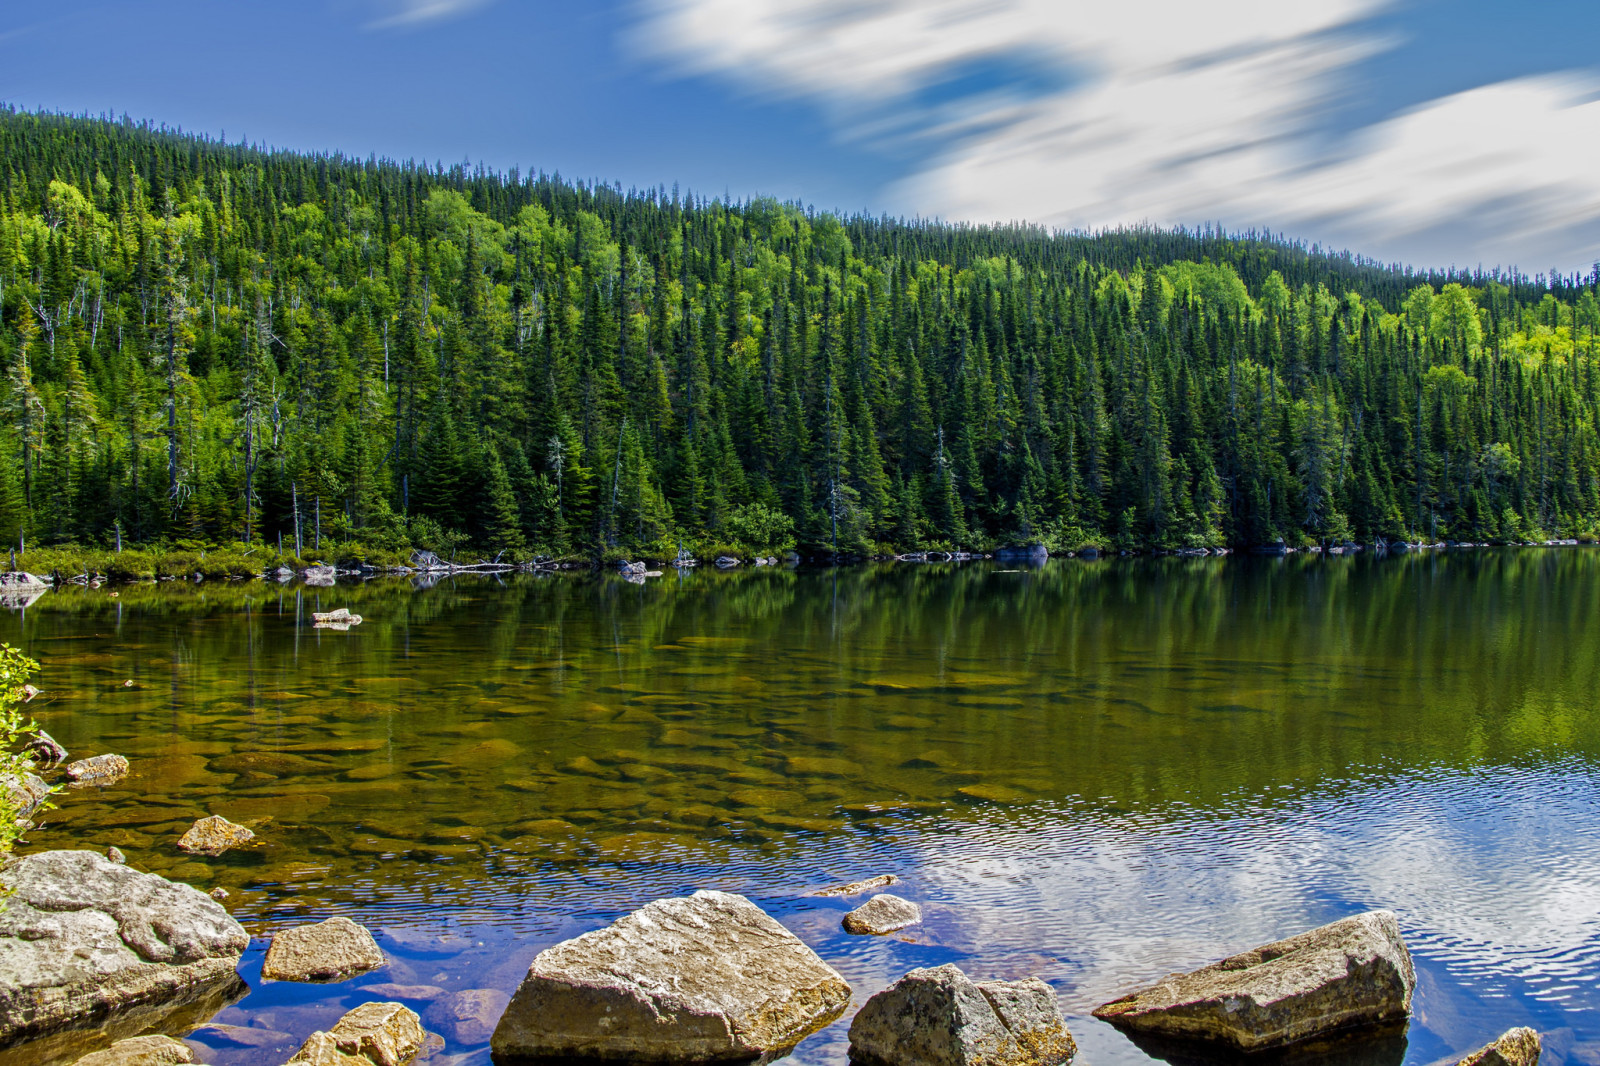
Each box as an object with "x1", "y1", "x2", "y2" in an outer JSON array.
[
  {"x1": 1092, "y1": 910, "x2": 1415, "y2": 1053},
  {"x1": 0, "y1": 850, "x2": 247, "y2": 1045},
  {"x1": 176, "y1": 815, "x2": 255, "y2": 856},
  {"x1": 72, "y1": 1034, "x2": 196, "y2": 1065},
  {"x1": 843, "y1": 894, "x2": 922, "y2": 936},
  {"x1": 262, "y1": 916, "x2": 385, "y2": 982},
  {"x1": 491, "y1": 889, "x2": 851, "y2": 1063},
  {"x1": 1447, "y1": 1027, "x2": 1540, "y2": 1066},
  {"x1": 65, "y1": 753, "x2": 130, "y2": 786},
  {"x1": 848, "y1": 964, "x2": 1076, "y2": 1066},
  {"x1": 284, "y1": 1001, "x2": 425, "y2": 1066}
]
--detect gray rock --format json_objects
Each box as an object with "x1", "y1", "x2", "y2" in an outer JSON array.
[
  {"x1": 261, "y1": 915, "x2": 385, "y2": 982},
  {"x1": 65, "y1": 753, "x2": 130, "y2": 786},
  {"x1": 843, "y1": 894, "x2": 922, "y2": 936},
  {"x1": 1, "y1": 770, "x2": 49, "y2": 819},
  {"x1": 24, "y1": 730, "x2": 66, "y2": 768},
  {"x1": 491, "y1": 889, "x2": 851, "y2": 1063},
  {"x1": 422, "y1": 987, "x2": 509, "y2": 1045},
  {"x1": 70, "y1": 1034, "x2": 196, "y2": 1066},
  {"x1": 284, "y1": 1001, "x2": 425, "y2": 1066},
  {"x1": 1446, "y1": 1027, "x2": 1541, "y2": 1066},
  {"x1": 176, "y1": 815, "x2": 255, "y2": 856},
  {"x1": 848, "y1": 963, "x2": 1076, "y2": 1066},
  {"x1": 715, "y1": 555, "x2": 741, "y2": 568},
  {"x1": 0, "y1": 850, "x2": 247, "y2": 1045},
  {"x1": 106, "y1": 846, "x2": 126, "y2": 865},
  {"x1": 1092, "y1": 910, "x2": 1415, "y2": 1053}
]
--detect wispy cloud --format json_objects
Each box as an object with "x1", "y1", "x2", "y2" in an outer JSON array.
[
  {"x1": 633, "y1": 0, "x2": 1600, "y2": 272},
  {"x1": 367, "y1": 0, "x2": 493, "y2": 30}
]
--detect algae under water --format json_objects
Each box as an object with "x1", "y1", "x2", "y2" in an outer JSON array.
[{"x1": 8, "y1": 552, "x2": 1600, "y2": 1066}]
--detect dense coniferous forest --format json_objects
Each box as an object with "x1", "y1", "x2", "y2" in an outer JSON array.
[{"x1": 3, "y1": 106, "x2": 1600, "y2": 562}]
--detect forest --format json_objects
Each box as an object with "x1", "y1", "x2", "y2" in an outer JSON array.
[{"x1": 2, "y1": 106, "x2": 1600, "y2": 564}]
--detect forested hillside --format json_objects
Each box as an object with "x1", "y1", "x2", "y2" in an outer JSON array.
[{"x1": 3, "y1": 106, "x2": 1599, "y2": 560}]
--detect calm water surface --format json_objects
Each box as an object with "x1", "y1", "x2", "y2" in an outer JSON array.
[{"x1": 8, "y1": 553, "x2": 1600, "y2": 1066}]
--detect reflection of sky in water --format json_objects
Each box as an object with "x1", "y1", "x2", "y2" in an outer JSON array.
[{"x1": 178, "y1": 759, "x2": 1600, "y2": 1066}]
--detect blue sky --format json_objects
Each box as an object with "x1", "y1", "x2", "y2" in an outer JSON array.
[{"x1": 4, "y1": 0, "x2": 1599, "y2": 273}]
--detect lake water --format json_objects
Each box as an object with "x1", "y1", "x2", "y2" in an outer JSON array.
[{"x1": 7, "y1": 553, "x2": 1600, "y2": 1066}]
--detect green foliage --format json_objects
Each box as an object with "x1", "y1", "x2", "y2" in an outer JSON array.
[
  {"x1": 0, "y1": 106, "x2": 1598, "y2": 559},
  {"x1": 0, "y1": 644, "x2": 44, "y2": 860}
]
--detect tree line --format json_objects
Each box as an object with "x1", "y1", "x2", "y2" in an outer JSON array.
[{"x1": 3, "y1": 105, "x2": 1600, "y2": 560}]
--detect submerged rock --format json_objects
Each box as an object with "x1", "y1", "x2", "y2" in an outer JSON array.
[
  {"x1": 72, "y1": 1034, "x2": 196, "y2": 1066},
  {"x1": 423, "y1": 987, "x2": 509, "y2": 1045},
  {"x1": 1447, "y1": 1027, "x2": 1540, "y2": 1066},
  {"x1": 65, "y1": 753, "x2": 130, "y2": 786},
  {"x1": 284, "y1": 1001, "x2": 425, "y2": 1066},
  {"x1": 491, "y1": 889, "x2": 851, "y2": 1063},
  {"x1": 176, "y1": 815, "x2": 255, "y2": 856},
  {"x1": 843, "y1": 894, "x2": 922, "y2": 936},
  {"x1": 1092, "y1": 910, "x2": 1415, "y2": 1053},
  {"x1": 262, "y1": 915, "x2": 385, "y2": 982},
  {"x1": 0, "y1": 850, "x2": 247, "y2": 1046},
  {"x1": 813, "y1": 873, "x2": 899, "y2": 897},
  {"x1": 848, "y1": 963, "x2": 1076, "y2": 1066}
]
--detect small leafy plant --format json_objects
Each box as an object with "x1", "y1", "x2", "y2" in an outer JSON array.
[{"x1": 0, "y1": 644, "x2": 47, "y2": 861}]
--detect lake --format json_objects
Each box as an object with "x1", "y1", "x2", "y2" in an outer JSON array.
[{"x1": 7, "y1": 552, "x2": 1600, "y2": 1066}]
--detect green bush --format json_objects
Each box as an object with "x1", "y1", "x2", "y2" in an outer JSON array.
[{"x1": 0, "y1": 645, "x2": 46, "y2": 861}]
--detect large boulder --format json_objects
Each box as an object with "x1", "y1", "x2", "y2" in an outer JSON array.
[
  {"x1": 491, "y1": 889, "x2": 850, "y2": 1063},
  {"x1": 1092, "y1": 910, "x2": 1415, "y2": 1053},
  {"x1": 842, "y1": 894, "x2": 922, "y2": 936},
  {"x1": 283, "y1": 1001, "x2": 425, "y2": 1066},
  {"x1": 848, "y1": 964, "x2": 1076, "y2": 1066},
  {"x1": 1446, "y1": 1027, "x2": 1541, "y2": 1066},
  {"x1": 262, "y1": 916, "x2": 385, "y2": 983},
  {"x1": 0, "y1": 850, "x2": 247, "y2": 1046}
]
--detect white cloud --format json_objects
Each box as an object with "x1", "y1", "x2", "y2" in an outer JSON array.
[
  {"x1": 368, "y1": 0, "x2": 492, "y2": 30},
  {"x1": 634, "y1": 0, "x2": 1600, "y2": 272}
]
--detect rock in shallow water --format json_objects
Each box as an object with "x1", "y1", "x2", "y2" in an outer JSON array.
[
  {"x1": 262, "y1": 916, "x2": 386, "y2": 982},
  {"x1": 1446, "y1": 1027, "x2": 1541, "y2": 1066},
  {"x1": 423, "y1": 987, "x2": 509, "y2": 1045},
  {"x1": 1092, "y1": 910, "x2": 1415, "y2": 1053},
  {"x1": 0, "y1": 850, "x2": 247, "y2": 1046},
  {"x1": 490, "y1": 889, "x2": 851, "y2": 1064},
  {"x1": 847, "y1": 963, "x2": 1076, "y2": 1066},
  {"x1": 284, "y1": 1001, "x2": 425, "y2": 1066},
  {"x1": 71, "y1": 1034, "x2": 195, "y2": 1066},
  {"x1": 176, "y1": 815, "x2": 255, "y2": 856},
  {"x1": 65, "y1": 753, "x2": 130, "y2": 786},
  {"x1": 842, "y1": 894, "x2": 922, "y2": 936}
]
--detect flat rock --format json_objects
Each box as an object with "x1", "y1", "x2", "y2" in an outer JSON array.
[
  {"x1": 359, "y1": 983, "x2": 447, "y2": 1002},
  {"x1": 69, "y1": 1034, "x2": 195, "y2": 1066},
  {"x1": 422, "y1": 987, "x2": 509, "y2": 1045},
  {"x1": 176, "y1": 815, "x2": 255, "y2": 856},
  {"x1": 65, "y1": 754, "x2": 131, "y2": 786},
  {"x1": 848, "y1": 963, "x2": 1076, "y2": 1066},
  {"x1": 491, "y1": 889, "x2": 851, "y2": 1063},
  {"x1": 262, "y1": 916, "x2": 385, "y2": 982},
  {"x1": 1447, "y1": 1027, "x2": 1541, "y2": 1066},
  {"x1": 284, "y1": 1001, "x2": 425, "y2": 1066},
  {"x1": 1092, "y1": 910, "x2": 1415, "y2": 1053},
  {"x1": 813, "y1": 874, "x2": 899, "y2": 897},
  {"x1": 0, "y1": 850, "x2": 247, "y2": 1045},
  {"x1": 843, "y1": 894, "x2": 922, "y2": 936}
]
